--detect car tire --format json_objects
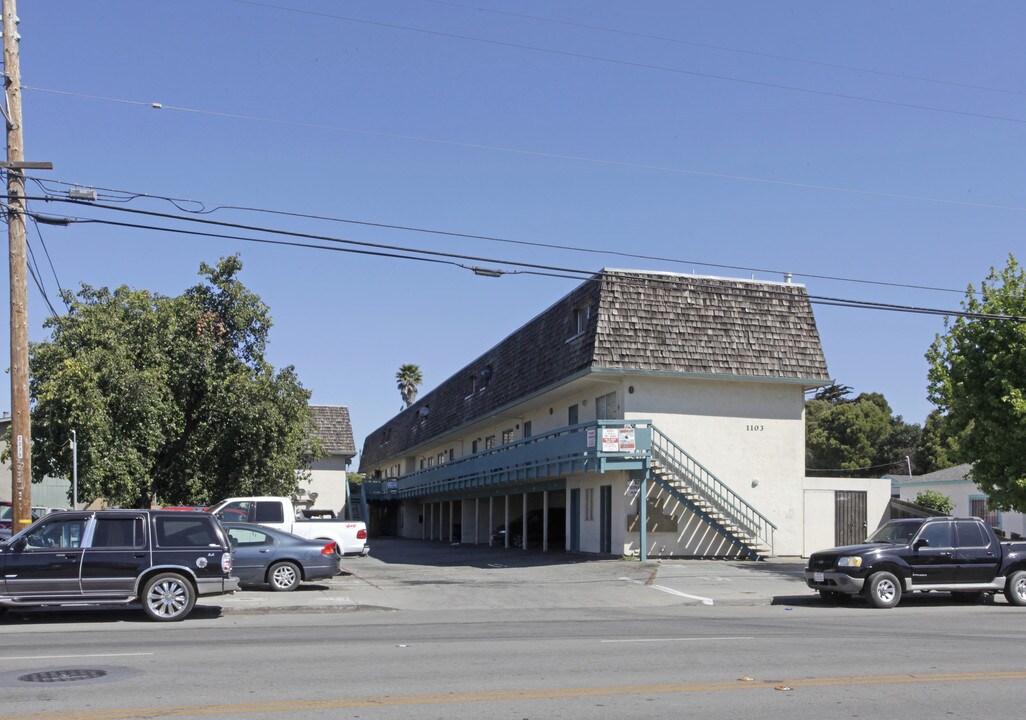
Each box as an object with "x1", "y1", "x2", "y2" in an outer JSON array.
[
  {"x1": 268, "y1": 561, "x2": 301, "y2": 592},
  {"x1": 1004, "y1": 570, "x2": 1026, "y2": 607},
  {"x1": 866, "y1": 571, "x2": 902, "y2": 609},
  {"x1": 142, "y1": 573, "x2": 196, "y2": 622},
  {"x1": 819, "y1": 590, "x2": 851, "y2": 605},
  {"x1": 951, "y1": 591, "x2": 983, "y2": 604}
]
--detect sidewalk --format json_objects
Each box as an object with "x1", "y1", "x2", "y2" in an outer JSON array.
[{"x1": 200, "y1": 538, "x2": 814, "y2": 615}]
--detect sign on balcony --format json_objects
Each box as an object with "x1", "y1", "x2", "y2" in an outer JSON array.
[{"x1": 601, "y1": 426, "x2": 636, "y2": 453}]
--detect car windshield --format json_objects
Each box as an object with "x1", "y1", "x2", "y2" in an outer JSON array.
[{"x1": 866, "y1": 520, "x2": 923, "y2": 544}]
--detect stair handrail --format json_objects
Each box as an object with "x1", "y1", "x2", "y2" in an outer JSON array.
[{"x1": 649, "y1": 426, "x2": 775, "y2": 551}]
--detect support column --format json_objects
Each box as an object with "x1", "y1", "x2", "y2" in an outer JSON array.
[
  {"x1": 542, "y1": 490, "x2": 549, "y2": 553},
  {"x1": 640, "y1": 471, "x2": 649, "y2": 562},
  {"x1": 522, "y1": 493, "x2": 528, "y2": 552},
  {"x1": 474, "y1": 497, "x2": 480, "y2": 544}
]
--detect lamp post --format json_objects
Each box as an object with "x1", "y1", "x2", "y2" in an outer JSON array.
[{"x1": 71, "y1": 429, "x2": 78, "y2": 509}]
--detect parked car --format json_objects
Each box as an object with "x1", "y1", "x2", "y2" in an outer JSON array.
[
  {"x1": 222, "y1": 522, "x2": 340, "y2": 591},
  {"x1": 0, "y1": 509, "x2": 239, "y2": 621},
  {"x1": 492, "y1": 509, "x2": 566, "y2": 548},
  {"x1": 209, "y1": 497, "x2": 369, "y2": 556},
  {"x1": 0, "y1": 502, "x2": 40, "y2": 531},
  {"x1": 805, "y1": 516, "x2": 1026, "y2": 608}
]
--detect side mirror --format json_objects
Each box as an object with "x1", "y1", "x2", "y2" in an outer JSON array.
[{"x1": 914, "y1": 538, "x2": 930, "y2": 550}]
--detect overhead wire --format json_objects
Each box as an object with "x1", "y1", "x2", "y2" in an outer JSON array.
[
  {"x1": 422, "y1": 0, "x2": 1026, "y2": 98},
  {"x1": 20, "y1": 175, "x2": 987, "y2": 297},
  {"x1": 229, "y1": 0, "x2": 1026, "y2": 127},
  {"x1": 23, "y1": 86, "x2": 1026, "y2": 217},
  {"x1": 19, "y1": 199, "x2": 1026, "y2": 323}
]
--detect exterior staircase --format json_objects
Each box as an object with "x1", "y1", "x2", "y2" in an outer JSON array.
[{"x1": 649, "y1": 426, "x2": 775, "y2": 560}]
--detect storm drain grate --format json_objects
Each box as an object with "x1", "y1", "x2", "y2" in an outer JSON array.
[{"x1": 18, "y1": 669, "x2": 107, "y2": 683}]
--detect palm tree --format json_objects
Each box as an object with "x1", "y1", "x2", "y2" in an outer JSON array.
[{"x1": 396, "y1": 363, "x2": 423, "y2": 408}]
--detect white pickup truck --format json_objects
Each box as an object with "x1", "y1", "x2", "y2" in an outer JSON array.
[{"x1": 208, "y1": 497, "x2": 369, "y2": 557}]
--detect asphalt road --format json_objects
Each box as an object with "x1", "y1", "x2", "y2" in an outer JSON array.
[{"x1": 1, "y1": 542, "x2": 1024, "y2": 719}]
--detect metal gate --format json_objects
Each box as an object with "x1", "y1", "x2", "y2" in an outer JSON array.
[{"x1": 835, "y1": 490, "x2": 867, "y2": 546}]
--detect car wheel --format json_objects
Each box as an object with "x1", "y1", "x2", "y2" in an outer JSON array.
[
  {"x1": 1004, "y1": 570, "x2": 1026, "y2": 607},
  {"x1": 866, "y1": 571, "x2": 902, "y2": 609},
  {"x1": 142, "y1": 573, "x2": 196, "y2": 622},
  {"x1": 951, "y1": 591, "x2": 983, "y2": 604},
  {"x1": 268, "y1": 561, "x2": 301, "y2": 592},
  {"x1": 819, "y1": 590, "x2": 851, "y2": 605}
]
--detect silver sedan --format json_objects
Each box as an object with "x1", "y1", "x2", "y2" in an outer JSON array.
[{"x1": 222, "y1": 522, "x2": 340, "y2": 592}]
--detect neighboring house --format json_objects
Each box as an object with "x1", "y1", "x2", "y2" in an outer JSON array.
[
  {"x1": 890, "y1": 463, "x2": 1026, "y2": 540},
  {"x1": 296, "y1": 405, "x2": 357, "y2": 515},
  {"x1": 359, "y1": 269, "x2": 883, "y2": 558}
]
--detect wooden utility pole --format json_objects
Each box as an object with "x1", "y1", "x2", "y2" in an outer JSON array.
[{"x1": 3, "y1": 0, "x2": 32, "y2": 531}]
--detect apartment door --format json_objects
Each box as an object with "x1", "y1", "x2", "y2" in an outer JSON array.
[{"x1": 834, "y1": 490, "x2": 867, "y2": 547}]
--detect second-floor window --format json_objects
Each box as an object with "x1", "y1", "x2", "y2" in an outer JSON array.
[
  {"x1": 568, "y1": 404, "x2": 579, "y2": 425},
  {"x1": 596, "y1": 391, "x2": 618, "y2": 420},
  {"x1": 501, "y1": 429, "x2": 514, "y2": 445},
  {"x1": 523, "y1": 421, "x2": 532, "y2": 439},
  {"x1": 485, "y1": 435, "x2": 496, "y2": 450}
]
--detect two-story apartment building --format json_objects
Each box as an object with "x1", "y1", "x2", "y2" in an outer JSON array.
[{"x1": 359, "y1": 269, "x2": 834, "y2": 559}]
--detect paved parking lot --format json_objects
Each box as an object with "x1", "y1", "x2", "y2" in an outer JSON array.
[{"x1": 203, "y1": 537, "x2": 813, "y2": 614}]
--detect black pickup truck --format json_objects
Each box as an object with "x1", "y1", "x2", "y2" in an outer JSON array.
[
  {"x1": 0, "y1": 509, "x2": 239, "y2": 621},
  {"x1": 805, "y1": 516, "x2": 1026, "y2": 608}
]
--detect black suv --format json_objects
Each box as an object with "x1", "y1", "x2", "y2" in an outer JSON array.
[{"x1": 0, "y1": 509, "x2": 239, "y2": 621}]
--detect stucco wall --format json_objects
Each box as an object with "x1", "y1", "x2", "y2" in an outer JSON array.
[
  {"x1": 623, "y1": 375, "x2": 807, "y2": 556},
  {"x1": 895, "y1": 480, "x2": 1026, "y2": 538},
  {"x1": 298, "y1": 455, "x2": 350, "y2": 514},
  {"x1": 802, "y1": 476, "x2": 892, "y2": 556}
]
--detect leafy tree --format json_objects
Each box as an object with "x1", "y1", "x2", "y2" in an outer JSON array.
[
  {"x1": 806, "y1": 387, "x2": 921, "y2": 477},
  {"x1": 395, "y1": 363, "x2": 423, "y2": 408},
  {"x1": 927, "y1": 254, "x2": 1026, "y2": 511},
  {"x1": 29, "y1": 256, "x2": 321, "y2": 508},
  {"x1": 916, "y1": 409, "x2": 964, "y2": 474},
  {"x1": 913, "y1": 489, "x2": 954, "y2": 515}
]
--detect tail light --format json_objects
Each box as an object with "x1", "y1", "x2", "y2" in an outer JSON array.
[
  {"x1": 221, "y1": 552, "x2": 232, "y2": 573},
  {"x1": 321, "y1": 542, "x2": 337, "y2": 556},
  {"x1": 357, "y1": 529, "x2": 367, "y2": 540}
]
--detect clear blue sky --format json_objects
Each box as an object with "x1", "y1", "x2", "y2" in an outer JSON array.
[{"x1": 3, "y1": 1, "x2": 1025, "y2": 460}]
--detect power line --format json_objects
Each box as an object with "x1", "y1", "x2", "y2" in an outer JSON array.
[
  {"x1": 23, "y1": 174, "x2": 978, "y2": 295},
  {"x1": 423, "y1": 0, "x2": 1026, "y2": 98},
  {"x1": 23, "y1": 86, "x2": 1026, "y2": 216},
  {"x1": 230, "y1": 0, "x2": 1026, "y2": 127},
  {"x1": 21, "y1": 201, "x2": 1025, "y2": 323}
]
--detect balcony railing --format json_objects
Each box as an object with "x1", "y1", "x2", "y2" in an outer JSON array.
[{"x1": 362, "y1": 420, "x2": 651, "y2": 500}]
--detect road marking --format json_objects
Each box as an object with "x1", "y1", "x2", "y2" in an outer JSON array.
[
  {"x1": 600, "y1": 637, "x2": 753, "y2": 643},
  {"x1": 621, "y1": 577, "x2": 715, "y2": 605},
  {"x1": 0, "y1": 652, "x2": 154, "y2": 662},
  {"x1": 5, "y1": 671, "x2": 1026, "y2": 719}
]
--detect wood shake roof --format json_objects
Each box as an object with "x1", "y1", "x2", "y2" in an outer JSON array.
[
  {"x1": 359, "y1": 270, "x2": 829, "y2": 469},
  {"x1": 309, "y1": 405, "x2": 356, "y2": 457}
]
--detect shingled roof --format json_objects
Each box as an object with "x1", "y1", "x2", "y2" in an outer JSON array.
[
  {"x1": 309, "y1": 405, "x2": 356, "y2": 457},
  {"x1": 360, "y1": 270, "x2": 830, "y2": 469}
]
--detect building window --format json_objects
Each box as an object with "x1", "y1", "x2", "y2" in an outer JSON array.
[
  {"x1": 501, "y1": 428, "x2": 514, "y2": 445},
  {"x1": 585, "y1": 488, "x2": 594, "y2": 521},
  {"x1": 970, "y1": 495, "x2": 1000, "y2": 529},
  {"x1": 472, "y1": 439, "x2": 479, "y2": 454},
  {"x1": 523, "y1": 421, "x2": 532, "y2": 439},
  {"x1": 573, "y1": 304, "x2": 591, "y2": 336},
  {"x1": 568, "y1": 404, "x2": 579, "y2": 426},
  {"x1": 485, "y1": 435, "x2": 496, "y2": 450},
  {"x1": 448, "y1": 448, "x2": 455, "y2": 462},
  {"x1": 595, "y1": 391, "x2": 618, "y2": 420}
]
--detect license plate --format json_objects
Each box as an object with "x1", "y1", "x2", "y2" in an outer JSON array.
[{"x1": 814, "y1": 572, "x2": 824, "y2": 583}]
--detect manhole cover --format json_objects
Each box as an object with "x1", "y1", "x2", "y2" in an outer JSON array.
[{"x1": 18, "y1": 669, "x2": 107, "y2": 683}]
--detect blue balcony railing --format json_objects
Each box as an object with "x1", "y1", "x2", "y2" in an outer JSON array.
[{"x1": 362, "y1": 420, "x2": 651, "y2": 500}]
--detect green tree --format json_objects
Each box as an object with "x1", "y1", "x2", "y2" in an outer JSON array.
[
  {"x1": 916, "y1": 409, "x2": 964, "y2": 474},
  {"x1": 927, "y1": 254, "x2": 1026, "y2": 511},
  {"x1": 29, "y1": 256, "x2": 321, "y2": 508},
  {"x1": 806, "y1": 387, "x2": 921, "y2": 477},
  {"x1": 913, "y1": 489, "x2": 954, "y2": 515},
  {"x1": 395, "y1": 363, "x2": 423, "y2": 408}
]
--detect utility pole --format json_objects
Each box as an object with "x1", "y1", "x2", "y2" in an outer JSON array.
[{"x1": 3, "y1": 0, "x2": 32, "y2": 531}]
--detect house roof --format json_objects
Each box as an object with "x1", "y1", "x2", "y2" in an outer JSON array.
[
  {"x1": 889, "y1": 463, "x2": 973, "y2": 485},
  {"x1": 359, "y1": 270, "x2": 830, "y2": 469},
  {"x1": 309, "y1": 405, "x2": 356, "y2": 457}
]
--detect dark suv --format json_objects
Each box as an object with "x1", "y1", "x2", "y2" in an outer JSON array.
[{"x1": 0, "y1": 509, "x2": 239, "y2": 621}]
